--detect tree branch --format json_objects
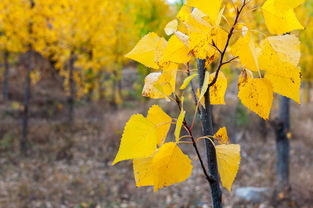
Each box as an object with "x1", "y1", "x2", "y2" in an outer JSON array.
[
  {"x1": 222, "y1": 56, "x2": 239, "y2": 66},
  {"x1": 174, "y1": 95, "x2": 215, "y2": 183},
  {"x1": 208, "y1": 0, "x2": 247, "y2": 88}
]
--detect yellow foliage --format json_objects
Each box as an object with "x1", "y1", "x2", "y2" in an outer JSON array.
[
  {"x1": 112, "y1": 114, "x2": 157, "y2": 165},
  {"x1": 214, "y1": 127, "x2": 230, "y2": 144},
  {"x1": 133, "y1": 142, "x2": 192, "y2": 191},
  {"x1": 160, "y1": 34, "x2": 191, "y2": 64},
  {"x1": 186, "y1": 0, "x2": 222, "y2": 23},
  {"x1": 209, "y1": 71, "x2": 227, "y2": 105},
  {"x1": 133, "y1": 157, "x2": 154, "y2": 187},
  {"x1": 238, "y1": 78, "x2": 273, "y2": 120},
  {"x1": 142, "y1": 72, "x2": 163, "y2": 98},
  {"x1": 164, "y1": 19, "x2": 178, "y2": 36},
  {"x1": 152, "y1": 142, "x2": 192, "y2": 191},
  {"x1": 258, "y1": 35, "x2": 301, "y2": 103},
  {"x1": 274, "y1": 0, "x2": 305, "y2": 12},
  {"x1": 142, "y1": 69, "x2": 177, "y2": 99},
  {"x1": 125, "y1": 32, "x2": 163, "y2": 69},
  {"x1": 147, "y1": 105, "x2": 172, "y2": 146},
  {"x1": 175, "y1": 106, "x2": 186, "y2": 142},
  {"x1": 176, "y1": 5, "x2": 192, "y2": 22},
  {"x1": 216, "y1": 144, "x2": 241, "y2": 192},
  {"x1": 189, "y1": 26, "x2": 227, "y2": 62},
  {"x1": 198, "y1": 70, "x2": 210, "y2": 104},
  {"x1": 231, "y1": 32, "x2": 259, "y2": 72},
  {"x1": 238, "y1": 69, "x2": 254, "y2": 89},
  {"x1": 262, "y1": 0, "x2": 304, "y2": 34},
  {"x1": 180, "y1": 73, "x2": 198, "y2": 90}
]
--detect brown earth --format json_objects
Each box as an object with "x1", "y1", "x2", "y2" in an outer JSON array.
[{"x1": 0, "y1": 90, "x2": 313, "y2": 208}]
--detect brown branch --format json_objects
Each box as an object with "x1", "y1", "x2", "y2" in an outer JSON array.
[
  {"x1": 211, "y1": 40, "x2": 222, "y2": 54},
  {"x1": 174, "y1": 95, "x2": 215, "y2": 183},
  {"x1": 208, "y1": 0, "x2": 248, "y2": 88},
  {"x1": 222, "y1": 56, "x2": 239, "y2": 66}
]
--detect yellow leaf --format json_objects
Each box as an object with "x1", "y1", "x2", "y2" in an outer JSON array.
[
  {"x1": 133, "y1": 157, "x2": 154, "y2": 187},
  {"x1": 231, "y1": 32, "x2": 259, "y2": 72},
  {"x1": 274, "y1": 0, "x2": 304, "y2": 12},
  {"x1": 175, "y1": 31, "x2": 189, "y2": 47},
  {"x1": 258, "y1": 35, "x2": 301, "y2": 103},
  {"x1": 238, "y1": 78, "x2": 273, "y2": 120},
  {"x1": 142, "y1": 72, "x2": 163, "y2": 99},
  {"x1": 216, "y1": 144, "x2": 241, "y2": 192},
  {"x1": 264, "y1": 64, "x2": 301, "y2": 103},
  {"x1": 142, "y1": 69, "x2": 177, "y2": 99},
  {"x1": 180, "y1": 73, "x2": 198, "y2": 90},
  {"x1": 184, "y1": 12, "x2": 211, "y2": 33},
  {"x1": 112, "y1": 114, "x2": 157, "y2": 165},
  {"x1": 152, "y1": 142, "x2": 192, "y2": 191},
  {"x1": 175, "y1": 107, "x2": 186, "y2": 142},
  {"x1": 199, "y1": 70, "x2": 210, "y2": 103},
  {"x1": 176, "y1": 5, "x2": 192, "y2": 22},
  {"x1": 209, "y1": 71, "x2": 227, "y2": 105},
  {"x1": 156, "y1": 68, "x2": 177, "y2": 96},
  {"x1": 189, "y1": 26, "x2": 227, "y2": 61},
  {"x1": 287, "y1": 132, "x2": 293, "y2": 139},
  {"x1": 196, "y1": 88, "x2": 204, "y2": 107},
  {"x1": 125, "y1": 32, "x2": 164, "y2": 69},
  {"x1": 147, "y1": 105, "x2": 172, "y2": 146},
  {"x1": 238, "y1": 69, "x2": 253, "y2": 89},
  {"x1": 161, "y1": 34, "x2": 191, "y2": 64},
  {"x1": 259, "y1": 35, "x2": 301, "y2": 66},
  {"x1": 186, "y1": 0, "x2": 222, "y2": 23},
  {"x1": 164, "y1": 19, "x2": 178, "y2": 36},
  {"x1": 155, "y1": 37, "x2": 168, "y2": 66},
  {"x1": 215, "y1": 7, "x2": 224, "y2": 26},
  {"x1": 214, "y1": 127, "x2": 229, "y2": 144},
  {"x1": 262, "y1": 0, "x2": 304, "y2": 35},
  {"x1": 192, "y1": 8, "x2": 207, "y2": 19}
]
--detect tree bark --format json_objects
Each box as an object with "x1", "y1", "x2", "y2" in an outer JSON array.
[
  {"x1": 305, "y1": 82, "x2": 311, "y2": 103},
  {"x1": 197, "y1": 59, "x2": 222, "y2": 208},
  {"x1": 111, "y1": 70, "x2": 121, "y2": 108},
  {"x1": 2, "y1": 51, "x2": 10, "y2": 102},
  {"x1": 21, "y1": 51, "x2": 33, "y2": 155},
  {"x1": 67, "y1": 54, "x2": 75, "y2": 123},
  {"x1": 274, "y1": 96, "x2": 290, "y2": 192},
  {"x1": 20, "y1": 0, "x2": 35, "y2": 155}
]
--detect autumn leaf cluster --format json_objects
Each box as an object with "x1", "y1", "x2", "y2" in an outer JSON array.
[{"x1": 113, "y1": 0, "x2": 304, "y2": 192}]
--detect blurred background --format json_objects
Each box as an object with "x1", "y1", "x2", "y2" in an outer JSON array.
[{"x1": 0, "y1": 0, "x2": 312, "y2": 207}]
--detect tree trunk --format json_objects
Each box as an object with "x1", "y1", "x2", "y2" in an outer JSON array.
[
  {"x1": 2, "y1": 51, "x2": 10, "y2": 102},
  {"x1": 111, "y1": 70, "x2": 121, "y2": 108},
  {"x1": 274, "y1": 96, "x2": 290, "y2": 192},
  {"x1": 111, "y1": 72, "x2": 117, "y2": 108},
  {"x1": 197, "y1": 59, "x2": 222, "y2": 208},
  {"x1": 304, "y1": 82, "x2": 311, "y2": 103},
  {"x1": 67, "y1": 54, "x2": 75, "y2": 123},
  {"x1": 21, "y1": 51, "x2": 33, "y2": 155}
]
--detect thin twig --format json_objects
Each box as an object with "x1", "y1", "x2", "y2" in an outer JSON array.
[
  {"x1": 179, "y1": 135, "x2": 193, "y2": 139},
  {"x1": 212, "y1": 40, "x2": 222, "y2": 54},
  {"x1": 174, "y1": 95, "x2": 215, "y2": 183},
  {"x1": 208, "y1": 0, "x2": 248, "y2": 88},
  {"x1": 178, "y1": 141, "x2": 193, "y2": 144},
  {"x1": 221, "y1": 56, "x2": 239, "y2": 66}
]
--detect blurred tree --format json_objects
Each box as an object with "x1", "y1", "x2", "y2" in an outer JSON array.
[{"x1": 299, "y1": 1, "x2": 313, "y2": 103}]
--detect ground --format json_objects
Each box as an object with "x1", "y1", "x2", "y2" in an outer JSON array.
[
  {"x1": 0, "y1": 78, "x2": 313, "y2": 208},
  {"x1": 0, "y1": 70, "x2": 313, "y2": 208}
]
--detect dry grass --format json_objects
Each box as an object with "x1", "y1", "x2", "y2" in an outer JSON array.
[{"x1": 0, "y1": 96, "x2": 312, "y2": 208}]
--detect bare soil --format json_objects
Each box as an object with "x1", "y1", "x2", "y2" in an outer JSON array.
[{"x1": 0, "y1": 74, "x2": 312, "y2": 207}]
